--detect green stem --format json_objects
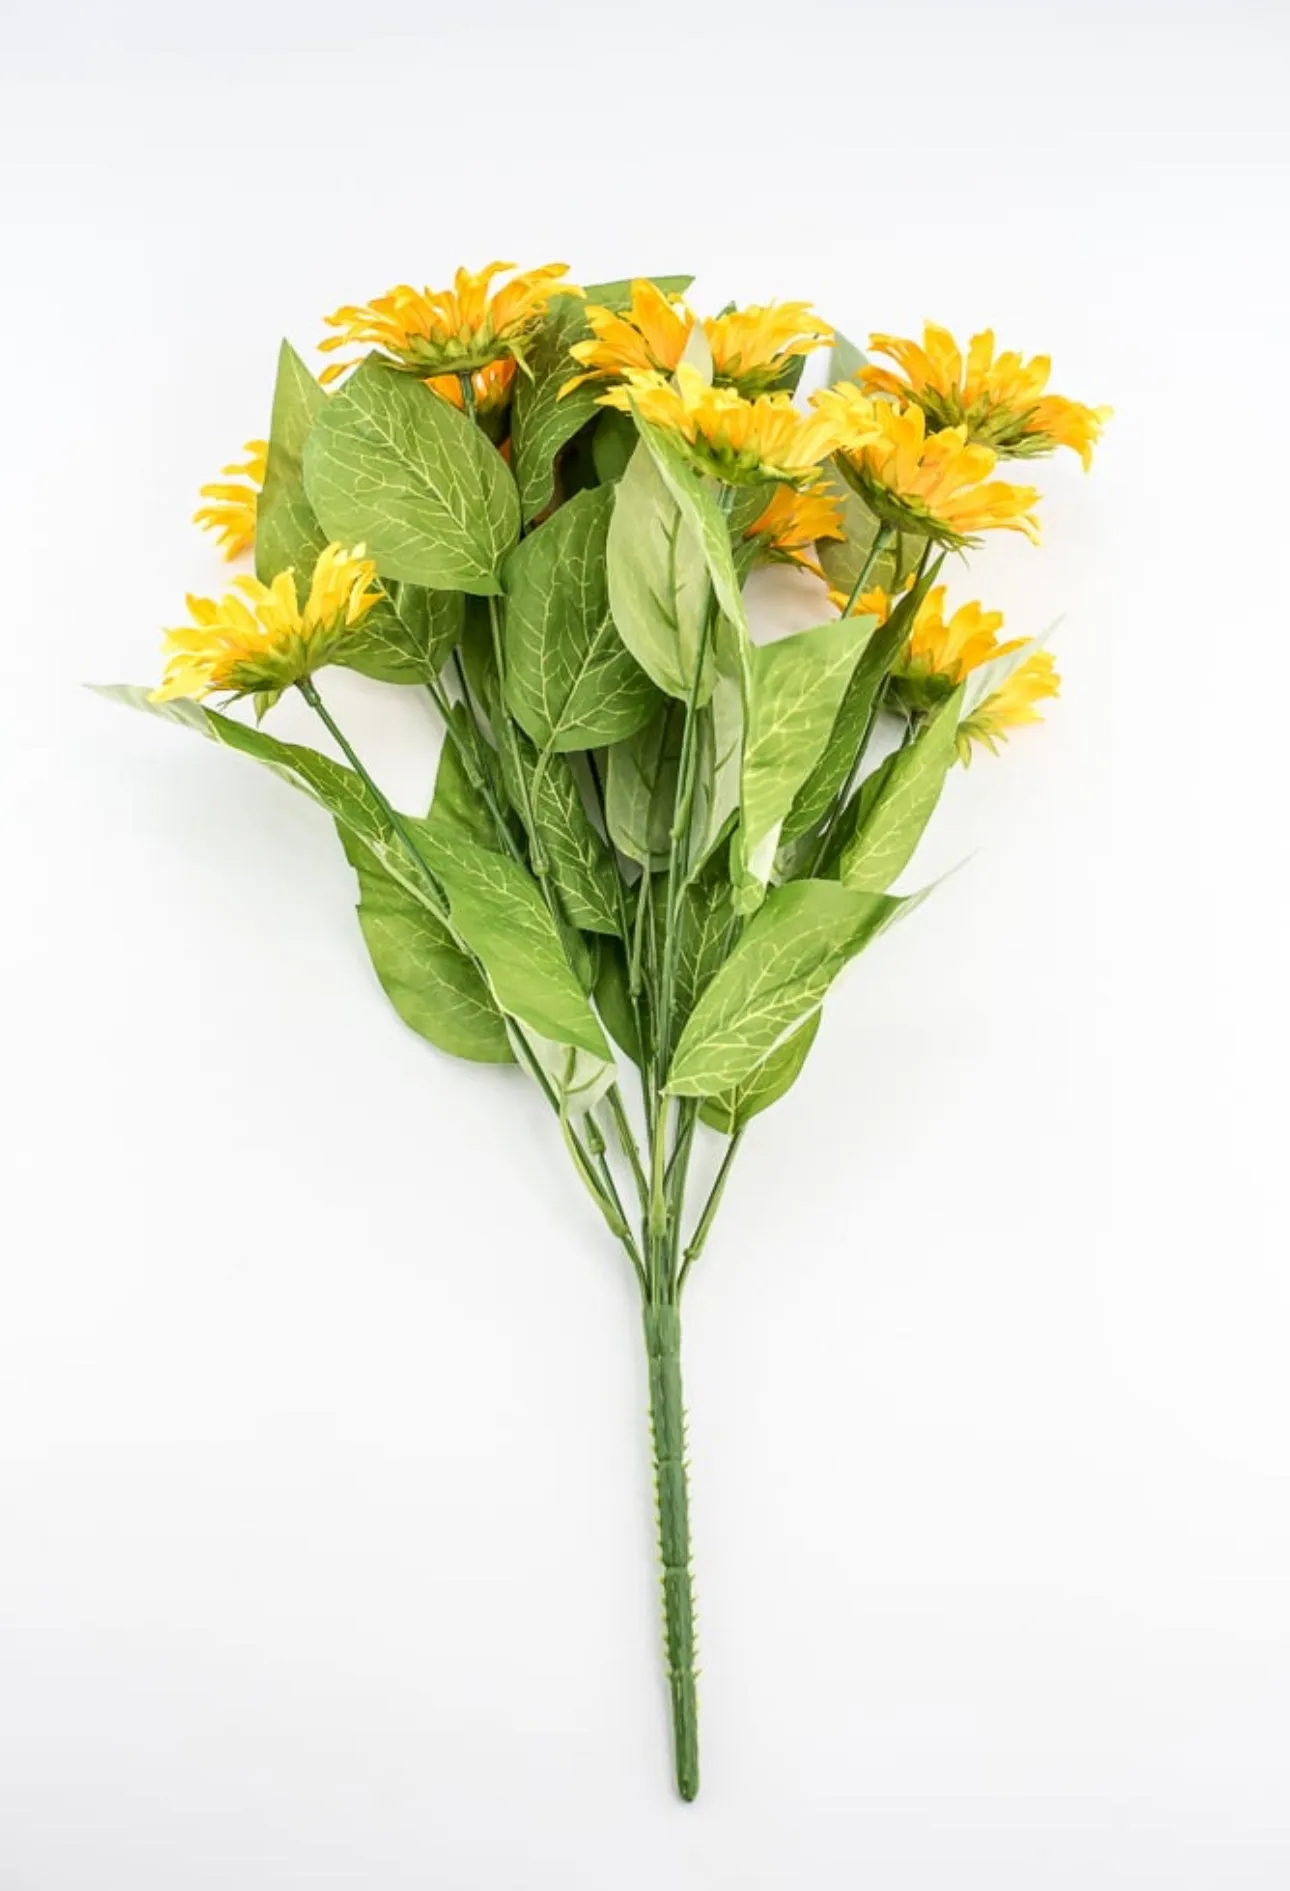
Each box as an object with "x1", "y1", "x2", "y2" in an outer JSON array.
[
  {"x1": 643, "y1": 1299, "x2": 699, "y2": 1800},
  {"x1": 678, "y1": 1127, "x2": 745, "y2": 1293},
  {"x1": 840, "y1": 522, "x2": 895, "y2": 619}
]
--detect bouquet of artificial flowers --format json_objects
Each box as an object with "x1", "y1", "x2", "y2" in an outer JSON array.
[{"x1": 102, "y1": 261, "x2": 1107, "y2": 1799}]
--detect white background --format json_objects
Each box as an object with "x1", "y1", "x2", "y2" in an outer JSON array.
[{"x1": 2, "y1": 2, "x2": 1288, "y2": 1885}]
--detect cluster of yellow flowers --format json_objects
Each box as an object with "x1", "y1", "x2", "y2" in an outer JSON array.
[{"x1": 178, "y1": 262, "x2": 1106, "y2": 758}]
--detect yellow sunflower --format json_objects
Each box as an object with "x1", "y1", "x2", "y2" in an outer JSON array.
[
  {"x1": 745, "y1": 482, "x2": 844, "y2": 571},
  {"x1": 813, "y1": 385, "x2": 1041, "y2": 547},
  {"x1": 862, "y1": 323, "x2": 1110, "y2": 468},
  {"x1": 957, "y1": 651, "x2": 1061, "y2": 763},
  {"x1": 153, "y1": 544, "x2": 383, "y2": 706},
  {"x1": 601, "y1": 365, "x2": 839, "y2": 486},
  {"x1": 319, "y1": 261, "x2": 578, "y2": 386},
  {"x1": 836, "y1": 580, "x2": 1025, "y2": 709},
  {"x1": 562, "y1": 281, "x2": 831, "y2": 397},
  {"x1": 193, "y1": 440, "x2": 268, "y2": 561}
]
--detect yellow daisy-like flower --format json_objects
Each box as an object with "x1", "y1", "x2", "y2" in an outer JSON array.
[
  {"x1": 813, "y1": 385, "x2": 1042, "y2": 548},
  {"x1": 745, "y1": 482, "x2": 844, "y2": 572},
  {"x1": 861, "y1": 324, "x2": 1111, "y2": 469},
  {"x1": 706, "y1": 300, "x2": 833, "y2": 394},
  {"x1": 318, "y1": 261, "x2": 578, "y2": 386},
  {"x1": 153, "y1": 544, "x2": 383, "y2": 706},
  {"x1": 193, "y1": 440, "x2": 268, "y2": 561},
  {"x1": 836, "y1": 580, "x2": 1026, "y2": 710},
  {"x1": 957, "y1": 650, "x2": 1061, "y2": 763},
  {"x1": 601, "y1": 365, "x2": 840, "y2": 487},
  {"x1": 562, "y1": 281, "x2": 831, "y2": 397}
]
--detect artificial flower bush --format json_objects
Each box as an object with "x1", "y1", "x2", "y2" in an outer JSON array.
[{"x1": 102, "y1": 262, "x2": 1107, "y2": 1800}]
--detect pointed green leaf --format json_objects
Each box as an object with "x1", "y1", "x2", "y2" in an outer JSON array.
[
  {"x1": 95, "y1": 686, "x2": 444, "y2": 915},
  {"x1": 698, "y1": 1010, "x2": 820, "y2": 1133},
  {"x1": 836, "y1": 688, "x2": 963, "y2": 892},
  {"x1": 606, "y1": 442, "x2": 714, "y2": 703},
  {"x1": 255, "y1": 341, "x2": 329, "y2": 584},
  {"x1": 303, "y1": 361, "x2": 519, "y2": 592},
  {"x1": 666, "y1": 878, "x2": 917, "y2": 1098},
  {"x1": 503, "y1": 486, "x2": 659, "y2": 751},
  {"x1": 604, "y1": 700, "x2": 685, "y2": 869},
  {"x1": 416, "y1": 825, "x2": 610, "y2": 1061},
  {"x1": 498, "y1": 743, "x2": 621, "y2": 936},
  {"x1": 594, "y1": 940, "x2": 642, "y2": 1067},
  {"x1": 340, "y1": 582, "x2": 464, "y2": 685},
  {"x1": 829, "y1": 329, "x2": 867, "y2": 385},
  {"x1": 338, "y1": 825, "x2": 513, "y2": 1063},
  {"x1": 732, "y1": 614, "x2": 875, "y2": 910}
]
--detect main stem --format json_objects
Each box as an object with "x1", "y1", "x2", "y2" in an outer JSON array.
[{"x1": 642, "y1": 1293, "x2": 699, "y2": 1800}]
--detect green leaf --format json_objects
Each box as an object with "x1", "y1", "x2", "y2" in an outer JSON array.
[
  {"x1": 503, "y1": 486, "x2": 659, "y2": 751},
  {"x1": 590, "y1": 409, "x2": 639, "y2": 485},
  {"x1": 606, "y1": 441, "x2": 714, "y2": 704},
  {"x1": 95, "y1": 686, "x2": 445, "y2": 915},
  {"x1": 416, "y1": 824, "x2": 610, "y2": 1062},
  {"x1": 594, "y1": 940, "x2": 642, "y2": 1067},
  {"x1": 338, "y1": 825, "x2": 513, "y2": 1063},
  {"x1": 429, "y1": 709, "x2": 506, "y2": 854},
  {"x1": 303, "y1": 361, "x2": 519, "y2": 593},
  {"x1": 836, "y1": 688, "x2": 963, "y2": 892},
  {"x1": 604, "y1": 700, "x2": 685, "y2": 869},
  {"x1": 732, "y1": 614, "x2": 875, "y2": 910},
  {"x1": 512, "y1": 296, "x2": 600, "y2": 526},
  {"x1": 698, "y1": 1010, "x2": 820, "y2": 1133},
  {"x1": 781, "y1": 554, "x2": 943, "y2": 847},
  {"x1": 339, "y1": 582, "x2": 464, "y2": 685},
  {"x1": 829, "y1": 329, "x2": 866, "y2": 385},
  {"x1": 671, "y1": 864, "x2": 735, "y2": 1034},
  {"x1": 636, "y1": 422, "x2": 750, "y2": 641},
  {"x1": 580, "y1": 275, "x2": 693, "y2": 307},
  {"x1": 500, "y1": 745, "x2": 621, "y2": 936},
  {"x1": 666, "y1": 878, "x2": 916, "y2": 1098},
  {"x1": 255, "y1": 340, "x2": 329, "y2": 584}
]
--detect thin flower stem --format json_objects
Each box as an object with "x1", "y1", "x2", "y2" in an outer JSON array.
[
  {"x1": 678, "y1": 1127, "x2": 746, "y2": 1293},
  {"x1": 607, "y1": 1083, "x2": 649, "y2": 1215}
]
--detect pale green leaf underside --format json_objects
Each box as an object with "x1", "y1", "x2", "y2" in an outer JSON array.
[
  {"x1": 734, "y1": 614, "x2": 875, "y2": 907},
  {"x1": 303, "y1": 361, "x2": 518, "y2": 593},
  {"x1": 606, "y1": 441, "x2": 714, "y2": 703}
]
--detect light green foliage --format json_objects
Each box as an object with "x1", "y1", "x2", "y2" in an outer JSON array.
[
  {"x1": 666, "y1": 878, "x2": 917, "y2": 1098},
  {"x1": 836, "y1": 687, "x2": 963, "y2": 892},
  {"x1": 605, "y1": 701, "x2": 685, "y2": 869},
  {"x1": 340, "y1": 582, "x2": 465, "y2": 685},
  {"x1": 504, "y1": 486, "x2": 659, "y2": 751},
  {"x1": 733, "y1": 614, "x2": 875, "y2": 910},
  {"x1": 304, "y1": 362, "x2": 519, "y2": 592},
  {"x1": 699, "y1": 1011, "x2": 820, "y2": 1134},
  {"x1": 500, "y1": 742, "x2": 621, "y2": 935},
  {"x1": 339, "y1": 825, "x2": 513, "y2": 1063},
  {"x1": 606, "y1": 441, "x2": 715, "y2": 703},
  {"x1": 256, "y1": 340, "x2": 329, "y2": 584}
]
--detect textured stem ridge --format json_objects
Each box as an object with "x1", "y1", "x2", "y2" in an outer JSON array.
[{"x1": 643, "y1": 1299, "x2": 699, "y2": 1800}]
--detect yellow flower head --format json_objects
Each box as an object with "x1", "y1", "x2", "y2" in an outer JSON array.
[
  {"x1": 745, "y1": 481, "x2": 845, "y2": 571},
  {"x1": 837, "y1": 580, "x2": 1026, "y2": 710},
  {"x1": 153, "y1": 544, "x2": 383, "y2": 706},
  {"x1": 601, "y1": 365, "x2": 840, "y2": 486},
  {"x1": 319, "y1": 261, "x2": 578, "y2": 385},
  {"x1": 193, "y1": 440, "x2": 267, "y2": 561},
  {"x1": 562, "y1": 281, "x2": 832, "y2": 398},
  {"x1": 706, "y1": 300, "x2": 833, "y2": 394},
  {"x1": 957, "y1": 650, "x2": 1061, "y2": 763},
  {"x1": 861, "y1": 324, "x2": 1111, "y2": 469},
  {"x1": 813, "y1": 385, "x2": 1042, "y2": 547}
]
